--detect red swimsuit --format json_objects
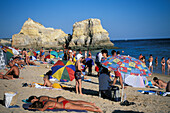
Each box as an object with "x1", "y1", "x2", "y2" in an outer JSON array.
[{"x1": 62, "y1": 100, "x2": 69, "y2": 109}]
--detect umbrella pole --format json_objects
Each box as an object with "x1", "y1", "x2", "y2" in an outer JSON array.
[{"x1": 121, "y1": 74, "x2": 125, "y2": 102}]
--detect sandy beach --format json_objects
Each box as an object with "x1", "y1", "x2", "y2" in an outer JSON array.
[{"x1": 0, "y1": 61, "x2": 170, "y2": 113}]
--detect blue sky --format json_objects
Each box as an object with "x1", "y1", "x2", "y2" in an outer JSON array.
[{"x1": 0, "y1": 0, "x2": 170, "y2": 40}]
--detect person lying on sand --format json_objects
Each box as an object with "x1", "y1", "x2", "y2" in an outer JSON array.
[
  {"x1": 28, "y1": 97, "x2": 102, "y2": 112},
  {"x1": 146, "y1": 80, "x2": 161, "y2": 88},
  {"x1": 153, "y1": 77, "x2": 170, "y2": 92},
  {"x1": 27, "y1": 95, "x2": 97, "y2": 108},
  {"x1": 0, "y1": 62, "x2": 21, "y2": 80}
]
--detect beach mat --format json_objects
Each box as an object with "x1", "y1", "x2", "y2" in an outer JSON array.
[
  {"x1": 23, "y1": 103, "x2": 87, "y2": 112},
  {"x1": 26, "y1": 65, "x2": 40, "y2": 67}
]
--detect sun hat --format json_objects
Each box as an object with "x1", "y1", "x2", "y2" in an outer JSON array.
[
  {"x1": 76, "y1": 54, "x2": 83, "y2": 60},
  {"x1": 69, "y1": 50, "x2": 73, "y2": 53}
]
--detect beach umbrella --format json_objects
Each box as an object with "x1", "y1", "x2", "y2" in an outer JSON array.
[
  {"x1": 58, "y1": 51, "x2": 64, "y2": 58},
  {"x1": 28, "y1": 51, "x2": 35, "y2": 56},
  {"x1": 8, "y1": 47, "x2": 19, "y2": 55},
  {"x1": 6, "y1": 48, "x2": 14, "y2": 62},
  {"x1": 50, "y1": 51, "x2": 58, "y2": 58},
  {"x1": 102, "y1": 55, "x2": 151, "y2": 76},
  {"x1": 36, "y1": 51, "x2": 40, "y2": 54},
  {"x1": 51, "y1": 60, "x2": 75, "y2": 81},
  {"x1": 45, "y1": 54, "x2": 55, "y2": 59},
  {"x1": 102, "y1": 55, "x2": 151, "y2": 101}
]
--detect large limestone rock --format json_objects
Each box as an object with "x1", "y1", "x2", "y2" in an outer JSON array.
[
  {"x1": 12, "y1": 18, "x2": 68, "y2": 49},
  {"x1": 70, "y1": 18, "x2": 114, "y2": 48}
]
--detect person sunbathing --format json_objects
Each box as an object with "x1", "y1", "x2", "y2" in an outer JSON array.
[
  {"x1": 27, "y1": 95, "x2": 97, "y2": 108},
  {"x1": 153, "y1": 77, "x2": 170, "y2": 92},
  {"x1": 28, "y1": 99, "x2": 102, "y2": 112},
  {"x1": 0, "y1": 62, "x2": 20, "y2": 80}
]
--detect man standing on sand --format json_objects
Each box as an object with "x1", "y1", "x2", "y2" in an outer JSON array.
[
  {"x1": 153, "y1": 77, "x2": 170, "y2": 92},
  {"x1": 111, "y1": 50, "x2": 126, "y2": 89},
  {"x1": 149, "y1": 54, "x2": 153, "y2": 73}
]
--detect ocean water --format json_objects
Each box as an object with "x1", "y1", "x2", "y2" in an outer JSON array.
[{"x1": 91, "y1": 38, "x2": 170, "y2": 75}]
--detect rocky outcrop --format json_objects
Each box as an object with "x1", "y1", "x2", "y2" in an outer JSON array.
[
  {"x1": 12, "y1": 18, "x2": 68, "y2": 49},
  {"x1": 0, "y1": 39, "x2": 11, "y2": 46},
  {"x1": 12, "y1": 18, "x2": 114, "y2": 50},
  {"x1": 70, "y1": 19, "x2": 114, "y2": 48}
]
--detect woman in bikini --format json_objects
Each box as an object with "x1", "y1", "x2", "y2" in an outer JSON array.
[
  {"x1": 22, "y1": 48, "x2": 30, "y2": 65},
  {"x1": 27, "y1": 96, "x2": 97, "y2": 108},
  {"x1": 29, "y1": 100, "x2": 102, "y2": 112},
  {"x1": 167, "y1": 58, "x2": 170, "y2": 75},
  {"x1": 161, "y1": 57, "x2": 165, "y2": 74}
]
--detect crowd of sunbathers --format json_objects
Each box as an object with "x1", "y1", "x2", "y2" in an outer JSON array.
[
  {"x1": 0, "y1": 46, "x2": 38, "y2": 79},
  {"x1": 0, "y1": 45, "x2": 169, "y2": 112}
]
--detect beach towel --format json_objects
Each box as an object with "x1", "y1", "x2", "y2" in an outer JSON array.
[
  {"x1": 137, "y1": 90, "x2": 168, "y2": 96},
  {"x1": 27, "y1": 65, "x2": 40, "y2": 67},
  {"x1": 23, "y1": 103, "x2": 87, "y2": 112},
  {"x1": 33, "y1": 83, "x2": 62, "y2": 90}
]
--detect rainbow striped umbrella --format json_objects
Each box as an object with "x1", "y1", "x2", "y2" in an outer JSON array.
[
  {"x1": 45, "y1": 54, "x2": 55, "y2": 59},
  {"x1": 58, "y1": 51, "x2": 64, "y2": 58},
  {"x1": 6, "y1": 48, "x2": 14, "y2": 62},
  {"x1": 102, "y1": 55, "x2": 151, "y2": 76},
  {"x1": 50, "y1": 51, "x2": 58, "y2": 58},
  {"x1": 51, "y1": 60, "x2": 75, "y2": 81},
  {"x1": 28, "y1": 51, "x2": 36, "y2": 56}
]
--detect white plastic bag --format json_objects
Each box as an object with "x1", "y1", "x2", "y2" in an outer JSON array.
[{"x1": 4, "y1": 92, "x2": 17, "y2": 108}]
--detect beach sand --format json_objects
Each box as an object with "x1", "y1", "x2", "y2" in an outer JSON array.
[{"x1": 0, "y1": 62, "x2": 170, "y2": 113}]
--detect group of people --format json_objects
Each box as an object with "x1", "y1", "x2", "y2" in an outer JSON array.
[
  {"x1": 0, "y1": 46, "x2": 37, "y2": 79},
  {"x1": 0, "y1": 45, "x2": 170, "y2": 112},
  {"x1": 139, "y1": 54, "x2": 170, "y2": 74}
]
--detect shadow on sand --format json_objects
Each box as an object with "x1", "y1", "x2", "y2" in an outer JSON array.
[{"x1": 112, "y1": 110, "x2": 144, "y2": 113}]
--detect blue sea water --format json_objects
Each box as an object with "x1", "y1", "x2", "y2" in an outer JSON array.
[{"x1": 91, "y1": 38, "x2": 170, "y2": 75}]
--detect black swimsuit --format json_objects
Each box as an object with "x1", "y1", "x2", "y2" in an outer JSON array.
[{"x1": 56, "y1": 96, "x2": 62, "y2": 102}]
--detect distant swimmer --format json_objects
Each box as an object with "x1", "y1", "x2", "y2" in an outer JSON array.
[
  {"x1": 148, "y1": 54, "x2": 153, "y2": 73},
  {"x1": 167, "y1": 58, "x2": 170, "y2": 75},
  {"x1": 161, "y1": 57, "x2": 165, "y2": 74}
]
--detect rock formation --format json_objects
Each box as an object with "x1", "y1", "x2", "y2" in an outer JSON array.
[
  {"x1": 12, "y1": 18, "x2": 114, "y2": 50},
  {"x1": 12, "y1": 18, "x2": 68, "y2": 49},
  {"x1": 70, "y1": 18, "x2": 114, "y2": 48}
]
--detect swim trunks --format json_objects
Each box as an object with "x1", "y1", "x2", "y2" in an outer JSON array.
[
  {"x1": 75, "y1": 71, "x2": 81, "y2": 80},
  {"x1": 149, "y1": 62, "x2": 152, "y2": 66},
  {"x1": 114, "y1": 70, "x2": 121, "y2": 77}
]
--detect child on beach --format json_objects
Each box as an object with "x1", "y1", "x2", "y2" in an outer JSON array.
[
  {"x1": 43, "y1": 70, "x2": 62, "y2": 89},
  {"x1": 75, "y1": 54, "x2": 85, "y2": 95}
]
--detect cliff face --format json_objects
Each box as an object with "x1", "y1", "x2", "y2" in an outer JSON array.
[
  {"x1": 12, "y1": 18, "x2": 114, "y2": 49},
  {"x1": 70, "y1": 19, "x2": 114, "y2": 48},
  {"x1": 12, "y1": 18, "x2": 68, "y2": 49}
]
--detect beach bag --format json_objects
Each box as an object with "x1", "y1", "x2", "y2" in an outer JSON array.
[{"x1": 4, "y1": 91, "x2": 18, "y2": 108}]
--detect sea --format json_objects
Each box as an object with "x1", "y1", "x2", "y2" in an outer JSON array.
[{"x1": 91, "y1": 38, "x2": 170, "y2": 75}]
